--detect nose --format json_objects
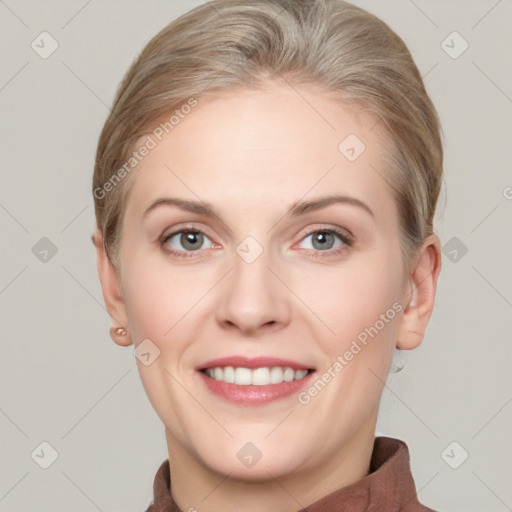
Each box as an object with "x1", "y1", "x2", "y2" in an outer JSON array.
[{"x1": 215, "y1": 248, "x2": 291, "y2": 336}]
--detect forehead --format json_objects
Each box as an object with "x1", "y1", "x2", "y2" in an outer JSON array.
[{"x1": 125, "y1": 83, "x2": 396, "y2": 225}]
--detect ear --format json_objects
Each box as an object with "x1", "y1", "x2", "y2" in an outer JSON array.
[
  {"x1": 396, "y1": 234, "x2": 442, "y2": 350},
  {"x1": 92, "y1": 229, "x2": 132, "y2": 347}
]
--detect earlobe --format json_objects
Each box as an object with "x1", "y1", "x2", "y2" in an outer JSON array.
[
  {"x1": 396, "y1": 234, "x2": 442, "y2": 350},
  {"x1": 93, "y1": 229, "x2": 133, "y2": 347},
  {"x1": 109, "y1": 325, "x2": 132, "y2": 347}
]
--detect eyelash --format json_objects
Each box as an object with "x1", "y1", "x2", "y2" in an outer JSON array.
[{"x1": 160, "y1": 226, "x2": 353, "y2": 259}]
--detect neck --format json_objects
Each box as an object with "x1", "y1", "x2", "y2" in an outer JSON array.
[{"x1": 165, "y1": 426, "x2": 376, "y2": 512}]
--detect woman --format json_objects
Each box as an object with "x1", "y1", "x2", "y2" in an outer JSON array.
[{"x1": 92, "y1": 0, "x2": 442, "y2": 510}]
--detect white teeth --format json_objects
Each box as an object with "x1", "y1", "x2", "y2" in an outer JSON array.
[
  {"x1": 283, "y1": 367, "x2": 295, "y2": 382},
  {"x1": 203, "y1": 366, "x2": 309, "y2": 385},
  {"x1": 270, "y1": 367, "x2": 284, "y2": 384},
  {"x1": 234, "y1": 367, "x2": 252, "y2": 385},
  {"x1": 223, "y1": 366, "x2": 235, "y2": 383},
  {"x1": 295, "y1": 369, "x2": 308, "y2": 380},
  {"x1": 251, "y1": 367, "x2": 270, "y2": 385}
]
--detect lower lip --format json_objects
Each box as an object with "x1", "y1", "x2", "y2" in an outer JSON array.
[{"x1": 198, "y1": 370, "x2": 315, "y2": 406}]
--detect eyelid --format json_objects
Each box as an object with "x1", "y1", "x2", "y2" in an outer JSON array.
[
  {"x1": 295, "y1": 227, "x2": 353, "y2": 253},
  {"x1": 161, "y1": 223, "x2": 217, "y2": 243},
  {"x1": 160, "y1": 224, "x2": 219, "y2": 256},
  {"x1": 160, "y1": 222, "x2": 354, "y2": 257},
  {"x1": 292, "y1": 223, "x2": 353, "y2": 244}
]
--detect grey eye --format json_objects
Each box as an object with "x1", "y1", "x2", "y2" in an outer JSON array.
[
  {"x1": 299, "y1": 230, "x2": 344, "y2": 251},
  {"x1": 165, "y1": 230, "x2": 213, "y2": 252}
]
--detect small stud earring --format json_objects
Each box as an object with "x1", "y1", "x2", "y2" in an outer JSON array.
[{"x1": 114, "y1": 327, "x2": 127, "y2": 336}]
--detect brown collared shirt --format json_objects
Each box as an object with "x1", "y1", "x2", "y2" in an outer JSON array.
[{"x1": 145, "y1": 436, "x2": 437, "y2": 511}]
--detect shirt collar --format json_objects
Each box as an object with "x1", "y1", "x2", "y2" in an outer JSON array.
[{"x1": 145, "y1": 436, "x2": 434, "y2": 512}]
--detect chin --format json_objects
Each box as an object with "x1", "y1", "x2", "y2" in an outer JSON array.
[
  {"x1": 210, "y1": 454, "x2": 303, "y2": 483},
  {"x1": 195, "y1": 435, "x2": 308, "y2": 481}
]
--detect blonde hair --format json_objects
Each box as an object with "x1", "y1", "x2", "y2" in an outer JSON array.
[{"x1": 93, "y1": 0, "x2": 443, "y2": 270}]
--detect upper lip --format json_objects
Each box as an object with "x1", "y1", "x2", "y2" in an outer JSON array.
[{"x1": 197, "y1": 356, "x2": 314, "y2": 371}]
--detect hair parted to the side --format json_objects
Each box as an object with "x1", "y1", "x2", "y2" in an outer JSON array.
[{"x1": 92, "y1": 0, "x2": 443, "y2": 271}]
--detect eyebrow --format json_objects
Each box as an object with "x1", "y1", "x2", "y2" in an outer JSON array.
[{"x1": 143, "y1": 194, "x2": 374, "y2": 221}]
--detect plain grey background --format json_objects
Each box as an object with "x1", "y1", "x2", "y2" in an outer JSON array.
[{"x1": 1, "y1": 0, "x2": 511, "y2": 511}]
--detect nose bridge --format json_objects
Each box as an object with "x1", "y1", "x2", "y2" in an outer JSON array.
[
  {"x1": 215, "y1": 236, "x2": 289, "y2": 333},
  {"x1": 232, "y1": 241, "x2": 271, "y2": 293}
]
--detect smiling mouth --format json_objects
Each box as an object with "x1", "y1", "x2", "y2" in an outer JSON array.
[{"x1": 201, "y1": 366, "x2": 313, "y2": 386}]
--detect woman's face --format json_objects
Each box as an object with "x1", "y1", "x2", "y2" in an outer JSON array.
[{"x1": 99, "y1": 82, "x2": 432, "y2": 482}]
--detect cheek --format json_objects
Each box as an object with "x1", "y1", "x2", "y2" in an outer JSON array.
[
  {"x1": 300, "y1": 252, "x2": 404, "y2": 354},
  {"x1": 119, "y1": 255, "x2": 202, "y2": 426},
  {"x1": 120, "y1": 257, "x2": 177, "y2": 343},
  {"x1": 121, "y1": 253, "x2": 213, "y2": 345}
]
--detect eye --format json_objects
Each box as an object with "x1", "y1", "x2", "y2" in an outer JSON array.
[
  {"x1": 297, "y1": 228, "x2": 352, "y2": 254},
  {"x1": 161, "y1": 229, "x2": 215, "y2": 256}
]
